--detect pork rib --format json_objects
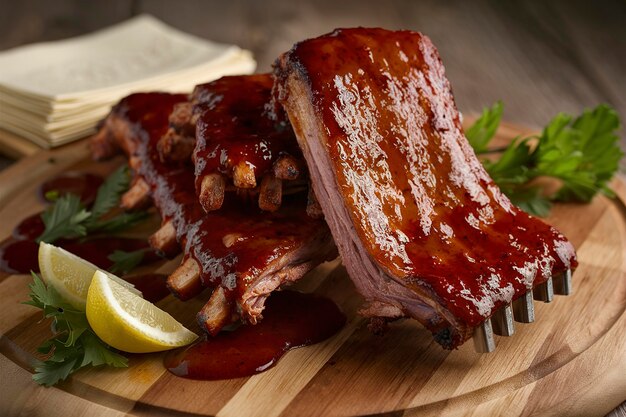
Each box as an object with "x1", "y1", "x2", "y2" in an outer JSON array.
[
  {"x1": 275, "y1": 28, "x2": 577, "y2": 349},
  {"x1": 157, "y1": 75, "x2": 307, "y2": 212},
  {"x1": 91, "y1": 92, "x2": 337, "y2": 334}
]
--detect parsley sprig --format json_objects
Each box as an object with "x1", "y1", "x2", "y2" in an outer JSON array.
[
  {"x1": 108, "y1": 248, "x2": 150, "y2": 275},
  {"x1": 467, "y1": 103, "x2": 623, "y2": 216},
  {"x1": 24, "y1": 273, "x2": 128, "y2": 386},
  {"x1": 36, "y1": 165, "x2": 148, "y2": 244}
]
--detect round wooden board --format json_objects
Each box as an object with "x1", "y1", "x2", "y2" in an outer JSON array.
[{"x1": 0, "y1": 126, "x2": 625, "y2": 417}]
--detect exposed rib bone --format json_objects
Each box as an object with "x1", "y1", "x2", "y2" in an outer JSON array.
[
  {"x1": 473, "y1": 320, "x2": 495, "y2": 353},
  {"x1": 512, "y1": 292, "x2": 535, "y2": 323},
  {"x1": 533, "y1": 277, "x2": 554, "y2": 303},
  {"x1": 197, "y1": 287, "x2": 235, "y2": 336},
  {"x1": 120, "y1": 178, "x2": 151, "y2": 210},
  {"x1": 258, "y1": 174, "x2": 282, "y2": 212},
  {"x1": 491, "y1": 304, "x2": 515, "y2": 337},
  {"x1": 148, "y1": 220, "x2": 178, "y2": 257},
  {"x1": 167, "y1": 257, "x2": 202, "y2": 301},
  {"x1": 128, "y1": 156, "x2": 142, "y2": 172},
  {"x1": 199, "y1": 173, "x2": 226, "y2": 212},
  {"x1": 233, "y1": 162, "x2": 257, "y2": 188},
  {"x1": 169, "y1": 102, "x2": 193, "y2": 127},
  {"x1": 273, "y1": 154, "x2": 301, "y2": 180},
  {"x1": 553, "y1": 269, "x2": 572, "y2": 295},
  {"x1": 157, "y1": 128, "x2": 196, "y2": 162}
]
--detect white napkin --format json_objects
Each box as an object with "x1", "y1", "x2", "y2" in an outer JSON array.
[{"x1": 0, "y1": 15, "x2": 256, "y2": 148}]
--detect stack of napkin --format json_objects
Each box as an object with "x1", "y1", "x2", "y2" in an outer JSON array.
[{"x1": 0, "y1": 15, "x2": 256, "y2": 148}]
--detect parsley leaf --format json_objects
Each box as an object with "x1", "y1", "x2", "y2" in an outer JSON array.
[
  {"x1": 36, "y1": 164, "x2": 148, "y2": 244},
  {"x1": 468, "y1": 103, "x2": 623, "y2": 216},
  {"x1": 36, "y1": 194, "x2": 91, "y2": 243},
  {"x1": 32, "y1": 355, "x2": 80, "y2": 387},
  {"x1": 108, "y1": 248, "x2": 149, "y2": 275},
  {"x1": 80, "y1": 332, "x2": 128, "y2": 368},
  {"x1": 466, "y1": 101, "x2": 503, "y2": 154},
  {"x1": 89, "y1": 165, "x2": 131, "y2": 220},
  {"x1": 89, "y1": 211, "x2": 149, "y2": 234},
  {"x1": 24, "y1": 273, "x2": 128, "y2": 387}
]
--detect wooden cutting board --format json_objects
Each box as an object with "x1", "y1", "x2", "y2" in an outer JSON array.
[{"x1": 0, "y1": 124, "x2": 625, "y2": 417}]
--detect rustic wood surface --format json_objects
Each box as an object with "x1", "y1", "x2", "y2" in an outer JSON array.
[
  {"x1": 0, "y1": 125, "x2": 625, "y2": 417},
  {"x1": 0, "y1": 1, "x2": 625, "y2": 415}
]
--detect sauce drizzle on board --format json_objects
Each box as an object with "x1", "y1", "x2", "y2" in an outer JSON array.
[
  {"x1": 3, "y1": 164, "x2": 346, "y2": 381},
  {"x1": 164, "y1": 290, "x2": 346, "y2": 380},
  {"x1": 0, "y1": 172, "x2": 159, "y2": 275}
]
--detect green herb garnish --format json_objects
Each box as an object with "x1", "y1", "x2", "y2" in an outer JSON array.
[
  {"x1": 36, "y1": 165, "x2": 147, "y2": 243},
  {"x1": 108, "y1": 248, "x2": 149, "y2": 275},
  {"x1": 467, "y1": 103, "x2": 623, "y2": 216},
  {"x1": 24, "y1": 273, "x2": 128, "y2": 387}
]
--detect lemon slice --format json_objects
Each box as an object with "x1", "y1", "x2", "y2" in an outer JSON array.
[
  {"x1": 38, "y1": 242, "x2": 141, "y2": 310},
  {"x1": 86, "y1": 270, "x2": 198, "y2": 353}
]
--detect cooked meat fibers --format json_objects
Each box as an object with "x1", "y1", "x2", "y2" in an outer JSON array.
[
  {"x1": 275, "y1": 28, "x2": 577, "y2": 349},
  {"x1": 91, "y1": 92, "x2": 337, "y2": 335}
]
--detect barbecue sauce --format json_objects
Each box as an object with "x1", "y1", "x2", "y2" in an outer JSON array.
[
  {"x1": 39, "y1": 172, "x2": 103, "y2": 204},
  {"x1": 0, "y1": 172, "x2": 159, "y2": 275},
  {"x1": 193, "y1": 75, "x2": 302, "y2": 187},
  {"x1": 124, "y1": 273, "x2": 170, "y2": 303},
  {"x1": 277, "y1": 28, "x2": 578, "y2": 334},
  {"x1": 115, "y1": 92, "x2": 331, "y2": 308},
  {"x1": 164, "y1": 290, "x2": 346, "y2": 380}
]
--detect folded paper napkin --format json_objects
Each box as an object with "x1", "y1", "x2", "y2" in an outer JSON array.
[{"x1": 0, "y1": 15, "x2": 256, "y2": 148}]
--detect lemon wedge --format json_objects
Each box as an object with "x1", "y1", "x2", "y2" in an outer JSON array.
[
  {"x1": 38, "y1": 242, "x2": 141, "y2": 310},
  {"x1": 86, "y1": 270, "x2": 198, "y2": 353}
]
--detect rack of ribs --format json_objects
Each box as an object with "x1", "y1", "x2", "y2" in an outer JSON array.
[
  {"x1": 90, "y1": 92, "x2": 337, "y2": 335},
  {"x1": 157, "y1": 74, "x2": 307, "y2": 212},
  {"x1": 275, "y1": 28, "x2": 577, "y2": 350}
]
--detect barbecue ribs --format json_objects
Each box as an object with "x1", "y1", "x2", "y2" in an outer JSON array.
[
  {"x1": 91, "y1": 92, "x2": 337, "y2": 335},
  {"x1": 275, "y1": 28, "x2": 577, "y2": 349},
  {"x1": 157, "y1": 74, "x2": 306, "y2": 212}
]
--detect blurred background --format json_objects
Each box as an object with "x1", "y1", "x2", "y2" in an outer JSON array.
[{"x1": 2, "y1": 0, "x2": 624, "y2": 128}]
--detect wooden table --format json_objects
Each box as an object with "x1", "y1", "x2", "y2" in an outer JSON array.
[{"x1": 1, "y1": 1, "x2": 625, "y2": 416}]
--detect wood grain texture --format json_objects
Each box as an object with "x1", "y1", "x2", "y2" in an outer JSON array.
[{"x1": 0, "y1": 124, "x2": 625, "y2": 417}]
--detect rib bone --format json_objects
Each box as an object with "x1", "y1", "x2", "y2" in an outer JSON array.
[
  {"x1": 233, "y1": 162, "x2": 257, "y2": 188},
  {"x1": 491, "y1": 304, "x2": 515, "y2": 337},
  {"x1": 197, "y1": 287, "x2": 235, "y2": 336},
  {"x1": 473, "y1": 320, "x2": 495, "y2": 353},
  {"x1": 120, "y1": 178, "x2": 151, "y2": 210},
  {"x1": 198, "y1": 173, "x2": 226, "y2": 212},
  {"x1": 258, "y1": 174, "x2": 283, "y2": 212},
  {"x1": 533, "y1": 277, "x2": 554, "y2": 303},
  {"x1": 167, "y1": 257, "x2": 202, "y2": 301},
  {"x1": 148, "y1": 220, "x2": 178, "y2": 256},
  {"x1": 512, "y1": 292, "x2": 535, "y2": 323},
  {"x1": 273, "y1": 154, "x2": 301, "y2": 180},
  {"x1": 553, "y1": 269, "x2": 572, "y2": 295}
]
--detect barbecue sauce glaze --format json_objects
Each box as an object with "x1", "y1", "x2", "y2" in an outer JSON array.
[
  {"x1": 277, "y1": 28, "x2": 577, "y2": 338},
  {"x1": 193, "y1": 74, "x2": 302, "y2": 188},
  {"x1": 3, "y1": 92, "x2": 344, "y2": 381},
  {"x1": 103, "y1": 92, "x2": 343, "y2": 377},
  {"x1": 112, "y1": 92, "x2": 331, "y2": 313}
]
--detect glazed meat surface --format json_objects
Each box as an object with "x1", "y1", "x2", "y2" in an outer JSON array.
[
  {"x1": 157, "y1": 75, "x2": 306, "y2": 212},
  {"x1": 275, "y1": 28, "x2": 577, "y2": 348},
  {"x1": 91, "y1": 92, "x2": 337, "y2": 335}
]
